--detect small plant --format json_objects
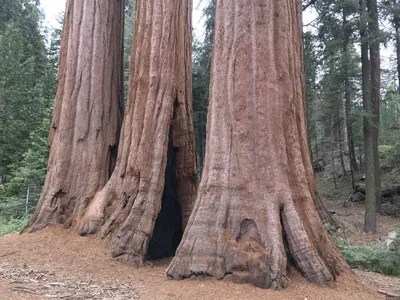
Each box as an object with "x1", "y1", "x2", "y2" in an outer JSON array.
[
  {"x1": 379, "y1": 145, "x2": 396, "y2": 160},
  {"x1": 339, "y1": 245, "x2": 400, "y2": 276},
  {"x1": 334, "y1": 228, "x2": 400, "y2": 277},
  {"x1": 0, "y1": 214, "x2": 31, "y2": 236}
]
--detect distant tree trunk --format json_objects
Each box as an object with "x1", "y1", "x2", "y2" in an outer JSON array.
[
  {"x1": 360, "y1": 0, "x2": 377, "y2": 234},
  {"x1": 338, "y1": 120, "x2": 347, "y2": 177},
  {"x1": 345, "y1": 81, "x2": 356, "y2": 187},
  {"x1": 359, "y1": 143, "x2": 363, "y2": 167},
  {"x1": 395, "y1": 0, "x2": 400, "y2": 88},
  {"x1": 332, "y1": 115, "x2": 339, "y2": 189},
  {"x1": 396, "y1": 26, "x2": 400, "y2": 88},
  {"x1": 333, "y1": 99, "x2": 346, "y2": 177},
  {"x1": 343, "y1": 7, "x2": 357, "y2": 190},
  {"x1": 26, "y1": 0, "x2": 124, "y2": 232},
  {"x1": 168, "y1": 0, "x2": 345, "y2": 289},
  {"x1": 332, "y1": 155, "x2": 338, "y2": 189},
  {"x1": 79, "y1": 0, "x2": 197, "y2": 265},
  {"x1": 345, "y1": 80, "x2": 356, "y2": 187},
  {"x1": 339, "y1": 96, "x2": 349, "y2": 157},
  {"x1": 304, "y1": 33, "x2": 336, "y2": 228},
  {"x1": 367, "y1": 0, "x2": 381, "y2": 211}
]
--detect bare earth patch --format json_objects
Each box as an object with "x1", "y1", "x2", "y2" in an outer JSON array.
[
  {"x1": 354, "y1": 268, "x2": 400, "y2": 298},
  {"x1": 322, "y1": 195, "x2": 400, "y2": 299},
  {"x1": 0, "y1": 226, "x2": 388, "y2": 300},
  {"x1": 324, "y1": 200, "x2": 399, "y2": 246}
]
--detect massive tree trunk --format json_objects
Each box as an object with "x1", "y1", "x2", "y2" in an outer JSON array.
[
  {"x1": 360, "y1": 0, "x2": 377, "y2": 234},
  {"x1": 79, "y1": 0, "x2": 197, "y2": 265},
  {"x1": 168, "y1": 0, "x2": 345, "y2": 289},
  {"x1": 26, "y1": 0, "x2": 124, "y2": 232}
]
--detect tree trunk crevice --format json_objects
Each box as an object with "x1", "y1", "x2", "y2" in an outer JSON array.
[{"x1": 78, "y1": 0, "x2": 197, "y2": 266}]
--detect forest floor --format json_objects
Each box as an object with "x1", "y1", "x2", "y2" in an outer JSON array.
[
  {"x1": 0, "y1": 173, "x2": 399, "y2": 299},
  {"x1": 0, "y1": 216, "x2": 399, "y2": 300},
  {"x1": 322, "y1": 189, "x2": 400, "y2": 298},
  {"x1": 0, "y1": 227, "x2": 390, "y2": 300}
]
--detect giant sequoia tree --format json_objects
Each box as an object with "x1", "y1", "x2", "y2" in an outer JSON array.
[
  {"x1": 168, "y1": 0, "x2": 346, "y2": 289},
  {"x1": 26, "y1": 0, "x2": 125, "y2": 231},
  {"x1": 78, "y1": 0, "x2": 197, "y2": 264}
]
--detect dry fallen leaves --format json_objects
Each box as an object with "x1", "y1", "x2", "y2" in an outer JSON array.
[{"x1": 0, "y1": 263, "x2": 138, "y2": 299}]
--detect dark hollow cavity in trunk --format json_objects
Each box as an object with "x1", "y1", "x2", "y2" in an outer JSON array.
[{"x1": 146, "y1": 126, "x2": 183, "y2": 260}]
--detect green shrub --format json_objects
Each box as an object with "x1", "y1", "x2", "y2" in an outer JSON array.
[
  {"x1": 341, "y1": 246, "x2": 400, "y2": 276},
  {"x1": 379, "y1": 145, "x2": 396, "y2": 160},
  {"x1": 0, "y1": 214, "x2": 31, "y2": 236},
  {"x1": 334, "y1": 234, "x2": 400, "y2": 277}
]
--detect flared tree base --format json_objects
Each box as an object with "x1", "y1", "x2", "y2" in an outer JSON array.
[{"x1": 167, "y1": 190, "x2": 345, "y2": 289}]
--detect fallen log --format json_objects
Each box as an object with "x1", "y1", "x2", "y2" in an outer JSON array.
[{"x1": 353, "y1": 184, "x2": 400, "y2": 199}]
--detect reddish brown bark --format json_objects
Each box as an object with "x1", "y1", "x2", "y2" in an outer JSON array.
[
  {"x1": 167, "y1": 0, "x2": 345, "y2": 289},
  {"x1": 26, "y1": 0, "x2": 124, "y2": 232},
  {"x1": 79, "y1": 0, "x2": 197, "y2": 265}
]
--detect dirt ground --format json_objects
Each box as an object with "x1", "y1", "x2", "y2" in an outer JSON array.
[
  {"x1": 324, "y1": 198, "x2": 399, "y2": 247},
  {"x1": 0, "y1": 225, "x2": 397, "y2": 300}
]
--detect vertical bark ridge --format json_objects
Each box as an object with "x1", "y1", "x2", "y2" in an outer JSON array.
[
  {"x1": 26, "y1": 0, "x2": 124, "y2": 232},
  {"x1": 279, "y1": 0, "x2": 341, "y2": 281},
  {"x1": 167, "y1": 0, "x2": 345, "y2": 289},
  {"x1": 79, "y1": 0, "x2": 197, "y2": 266}
]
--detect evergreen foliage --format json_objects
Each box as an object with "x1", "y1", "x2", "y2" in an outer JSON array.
[
  {"x1": 124, "y1": 0, "x2": 136, "y2": 103},
  {"x1": 192, "y1": 0, "x2": 214, "y2": 176},
  {"x1": 0, "y1": 1, "x2": 60, "y2": 222},
  {"x1": 335, "y1": 226, "x2": 400, "y2": 276}
]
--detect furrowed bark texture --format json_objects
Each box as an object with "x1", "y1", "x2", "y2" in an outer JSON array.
[
  {"x1": 79, "y1": 0, "x2": 197, "y2": 265},
  {"x1": 26, "y1": 0, "x2": 124, "y2": 232},
  {"x1": 168, "y1": 0, "x2": 345, "y2": 289}
]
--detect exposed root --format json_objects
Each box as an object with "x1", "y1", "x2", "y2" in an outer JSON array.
[
  {"x1": 112, "y1": 253, "x2": 146, "y2": 268},
  {"x1": 79, "y1": 216, "x2": 103, "y2": 236},
  {"x1": 167, "y1": 194, "x2": 343, "y2": 289},
  {"x1": 281, "y1": 201, "x2": 334, "y2": 284},
  {"x1": 78, "y1": 190, "x2": 111, "y2": 236}
]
